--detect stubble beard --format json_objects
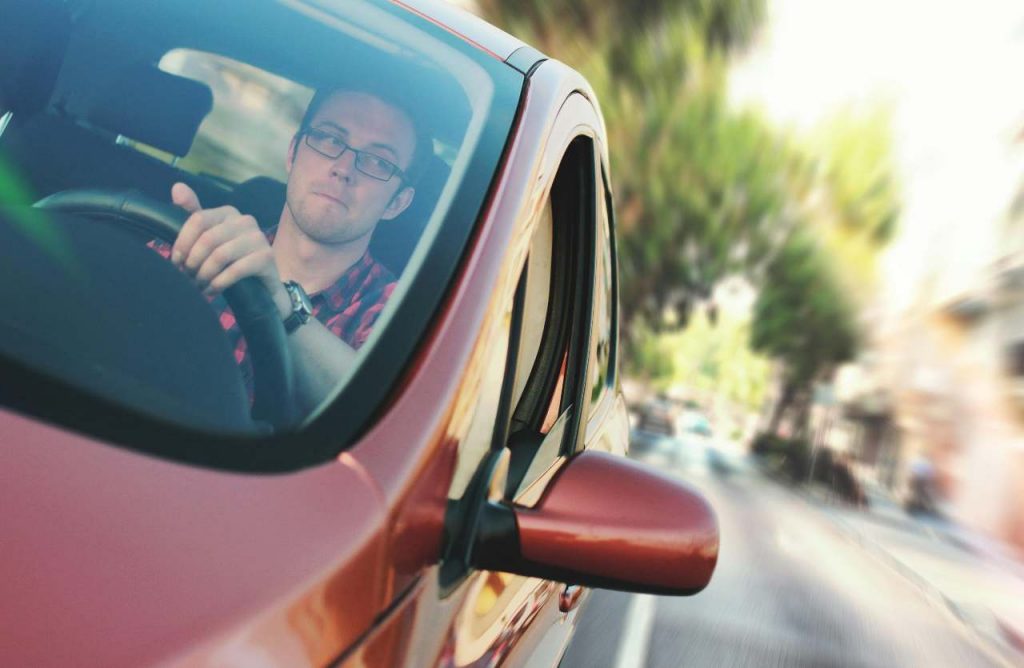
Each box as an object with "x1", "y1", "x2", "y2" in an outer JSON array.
[{"x1": 285, "y1": 190, "x2": 374, "y2": 248}]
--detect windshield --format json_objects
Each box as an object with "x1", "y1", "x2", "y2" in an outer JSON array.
[{"x1": 0, "y1": 0, "x2": 521, "y2": 466}]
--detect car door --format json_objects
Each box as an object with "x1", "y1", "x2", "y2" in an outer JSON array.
[
  {"x1": 441, "y1": 134, "x2": 600, "y2": 668},
  {"x1": 332, "y1": 51, "x2": 718, "y2": 664}
]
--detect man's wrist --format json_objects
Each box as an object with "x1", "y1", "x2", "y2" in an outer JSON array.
[
  {"x1": 272, "y1": 282, "x2": 293, "y2": 320},
  {"x1": 281, "y1": 280, "x2": 314, "y2": 333}
]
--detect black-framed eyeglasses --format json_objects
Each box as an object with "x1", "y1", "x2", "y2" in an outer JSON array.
[{"x1": 303, "y1": 127, "x2": 405, "y2": 182}]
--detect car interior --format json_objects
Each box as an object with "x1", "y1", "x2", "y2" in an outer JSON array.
[{"x1": 0, "y1": 0, "x2": 471, "y2": 436}]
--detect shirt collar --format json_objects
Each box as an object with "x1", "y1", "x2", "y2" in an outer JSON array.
[{"x1": 265, "y1": 226, "x2": 380, "y2": 300}]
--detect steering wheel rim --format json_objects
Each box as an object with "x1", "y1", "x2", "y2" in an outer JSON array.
[{"x1": 34, "y1": 188, "x2": 296, "y2": 430}]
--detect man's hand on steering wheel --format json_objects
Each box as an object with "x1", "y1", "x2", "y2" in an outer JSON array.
[
  {"x1": 33, "y1": 186, "x2": 297, "y2": 429},
  {"x1": 170, "y1": 182, "x2": 291, "y2": 320}
]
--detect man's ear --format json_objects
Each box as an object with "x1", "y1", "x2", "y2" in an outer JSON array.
[{"x1": 381, "y1": 185, "x2": 415, "y2": 221}]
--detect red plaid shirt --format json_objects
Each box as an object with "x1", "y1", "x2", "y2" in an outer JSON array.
[{"x1": 150, "y1": 233, "x2": 396, "y2": 396}]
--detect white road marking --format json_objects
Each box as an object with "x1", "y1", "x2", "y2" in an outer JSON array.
[{"x1": 614, "y1": 594, "x2": 657, "y2": 668}]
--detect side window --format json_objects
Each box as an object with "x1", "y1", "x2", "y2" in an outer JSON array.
[
  {"x1": 509, "y1": 201, "x2": 554, "y2": 417},
  {"x1": 441, "y1": 137, "x2": 598, "y2": 585},
  {"x1": 504, "y1": 138, "x2": 596, "y2": 498},
  {"x1": 585, "y1": 168, "x2": 615, "y2": 414}
]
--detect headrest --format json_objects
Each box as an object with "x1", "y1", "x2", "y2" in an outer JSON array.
[
  {"x1": 0, "y1": 0, "x2": 72, "y2": 117},
  {"x1": 371, "y1": 154, "x2": 451, "y2": 272},
  {"x1": 87, "y1": 66, "x2": 213, "y2": 157},
  {"x1": 231, "y1": 176, "x2": 287, "y2": 229}
]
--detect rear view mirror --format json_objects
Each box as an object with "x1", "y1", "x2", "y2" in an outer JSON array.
[{"x1": 473, "y1": 450, "x2": 718, "y2": 595}]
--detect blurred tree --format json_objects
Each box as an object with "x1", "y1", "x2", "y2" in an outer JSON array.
[
  {"x1": 750, "y1": 231, "x2": 859, "y2": 435},
  {"x1": 475, "y1": 0, "x2": 897, "y2": 416},
  {"x1": 802, "y1": 106, "x2": 901, "y2": 300},
  {"x1": 635, "y1": 306, "x2": 771, "y2": 410},
  {"x1": 609, "y1": 77, "x2": 802, "y2": 333},
  {"x1": 811, "y1": 107, "x2": 900, "y2": 245},
  {"x1": 476, "y1": 0, "x2": 784, "y2": 339},
  {"x1": 745, "y1": 107, "x2": 899, "y2": 435},
  {"x1": 474, "y1": 0, "x2": 764, "y2": 64}
]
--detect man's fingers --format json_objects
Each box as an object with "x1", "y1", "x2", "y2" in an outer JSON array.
[
  {"x1": 172, "y1": 206, "x2": 242, "y2": 269},
  {"x1": 171, "y1": 182, "x2": 202, "y2": 214},
  {"x1": 173, "y1": 208, "x2": 222, "y2": 268},
  {"x1": 170, "y1": 182, "x2": 209, "y2": 266},
  {"x1": 203, "y1": 248, "x2": 277, "y2": 296},
  {"x1": 193, "y1": 229, "x2": 267, "y2": 286}
]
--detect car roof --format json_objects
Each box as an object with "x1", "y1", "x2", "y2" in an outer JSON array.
[{"x1": 390, "y1": 0, "x2": 531, "y2": 61}]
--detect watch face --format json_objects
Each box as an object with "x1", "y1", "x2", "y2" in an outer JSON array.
[
  {"x1": 297, "y1": 287, "x2": 313, "y2": 314},
  {"x1": 286, "y1": 281, "x2": 313, "y2": 318}
]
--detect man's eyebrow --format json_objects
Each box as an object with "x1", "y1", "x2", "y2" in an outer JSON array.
[
  {"x1": 365, "y1": 142, "x2": 399, "y2": 163},
  {"x1": 313, "y1": 121, "x2": 400, "y2": 162}
]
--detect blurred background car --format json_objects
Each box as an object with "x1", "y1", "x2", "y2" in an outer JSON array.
[
  {"x1": 680, "y1": 408, "x2": 713, "y2": 438},
  {"x1": 635, "y1": 396, "x2": 680, "y2": 437}
]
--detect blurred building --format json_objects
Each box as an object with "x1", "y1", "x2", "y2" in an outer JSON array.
[
  {"x1": 838, "y1": 122, "x2": 1024, "y2": 550},
  {"x1": 824, "y1": 360, "x2": 899, "y2": 488}
]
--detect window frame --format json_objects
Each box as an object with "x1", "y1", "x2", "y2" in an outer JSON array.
[
  {"x1": 504, "y1": 136, "x2": 598, "y2": 497},
  {"x1": 439, "y1": 133, "x2": 601, "y2": 590},
  {"x1": 583, "y1": 161, "x2": 620, "y2": 428}
]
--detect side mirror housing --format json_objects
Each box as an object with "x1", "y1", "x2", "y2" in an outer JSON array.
[{"x1": 473, "y1": 450, "x2": 718, "y2": 595}]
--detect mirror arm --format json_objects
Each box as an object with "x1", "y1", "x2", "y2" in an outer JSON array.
[{"x1": 472, "y1": 501, "x2": 521, "y2": 572}]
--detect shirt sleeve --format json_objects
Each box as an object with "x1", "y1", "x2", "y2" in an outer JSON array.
[{"x1": 323, "y1": 280, "x2": 396, "y2": 349}]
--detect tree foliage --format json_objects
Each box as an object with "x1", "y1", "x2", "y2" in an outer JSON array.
[
  {"x1": 475, "y1": 0, "x2": 900, "y2": 426},
  {"x1": 634, "y1": 306, "x2": 772, "y2": 410},
  {"x1": 810, "y1": 107, "x2": 900, "y2": 245},
  {"x1": 800, "y1": 106, "x2": 901, "y2": 305},
  {"x1": 610, "y1": 78, "x2": 801, "y2": 329},
  {"x1": 751, "y1": 232, "x2": 858, "y2": 384},
  {"x1": 474, "y1": 0, "x2": 764, "y2": 65},
  {"x1": 750, "y1": 230, "x2": 859, "y2": 433},
  {"x1": 477, "y1": 0, "x2": 783, "y2": 333}
]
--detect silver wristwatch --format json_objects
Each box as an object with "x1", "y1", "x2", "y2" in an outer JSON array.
[{"x1": 282, "y1": 280, "x2": 313, "y2": 333}]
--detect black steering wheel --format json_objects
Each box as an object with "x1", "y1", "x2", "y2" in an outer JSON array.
[{"x1": 34, "y1": 188, "x2": 296, "y2": 430}]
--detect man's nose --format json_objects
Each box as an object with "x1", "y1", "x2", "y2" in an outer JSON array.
[{"x1": 329, "y1": 147, "x2": 357, "y2": 179}]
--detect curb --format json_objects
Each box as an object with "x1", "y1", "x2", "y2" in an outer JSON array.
[
  {"x1": 757, "y1": 465, "x2": 1023, "y2": 668},
  {"x1": 821, "y1": 507, "x2": 1020, "y2": 668}
]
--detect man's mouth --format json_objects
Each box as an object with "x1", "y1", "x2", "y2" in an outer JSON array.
[{"x1": 313, "y1": 191, "x2": 345, "y2": 206}]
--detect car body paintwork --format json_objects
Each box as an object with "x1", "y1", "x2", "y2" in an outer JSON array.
[{"x1": 0, "y1": 1, "x2": 717, "y2": 666}]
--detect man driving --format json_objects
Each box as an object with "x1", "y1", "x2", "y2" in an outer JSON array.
[{"x1": 159, "y1": 86, "x2": 429, "y2": 414}]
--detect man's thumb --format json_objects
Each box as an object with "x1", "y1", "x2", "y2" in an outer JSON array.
[{"x1": 171, "y1": 182, "x2": 202, "y2": 213}]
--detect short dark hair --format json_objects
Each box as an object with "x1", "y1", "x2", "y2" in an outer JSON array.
[{"x1": 294, "y1": 86, "x2": 432, "y2": 187}]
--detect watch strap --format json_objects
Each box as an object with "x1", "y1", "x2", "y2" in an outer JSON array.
[{"x1": 283, "y1": 310, "x2": 306, "y2": 333}]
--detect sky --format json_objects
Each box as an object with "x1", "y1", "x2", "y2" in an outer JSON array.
[{"x1": 729, "y1": 0, "x2": 1024, "y2": 319}]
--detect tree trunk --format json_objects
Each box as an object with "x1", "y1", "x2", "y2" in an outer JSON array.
[
  {"x1": 767, "y1": 379, "x2": 796, "y2": 435},
  {"x1": 791, "y1": 389, "x2": 812, "y2": 439}
]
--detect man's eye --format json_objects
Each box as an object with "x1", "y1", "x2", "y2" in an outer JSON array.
[
  {"x1": 363, "y1": 155, "x2": 391, "y2": 173},
  {"x1": 313, "y1": 131, "x2": 342, "y2": 147}
]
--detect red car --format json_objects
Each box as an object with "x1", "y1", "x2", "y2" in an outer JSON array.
[{"x1": 0, "y1": 1, "x2": 718, "y2": 665}]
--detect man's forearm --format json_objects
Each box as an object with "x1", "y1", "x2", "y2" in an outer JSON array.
[
  {"x1": 286, "y1": 320, "x2": 359, "y2": 414},
  {"x1": 271, "y1": 285, "x2": 358, "y2": 415}
]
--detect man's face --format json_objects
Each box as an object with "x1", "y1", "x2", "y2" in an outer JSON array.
[{"x1": 284, "y1": 91, "x2": 416, "y2": 246}]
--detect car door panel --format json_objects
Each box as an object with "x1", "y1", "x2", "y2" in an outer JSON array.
[{"x1": 337, "y1": 62, "x2": 626, "y2": 668}]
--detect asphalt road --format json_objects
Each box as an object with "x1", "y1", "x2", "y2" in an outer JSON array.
[{"x1": 560, "y1": 437, "x2": 1001, "y2": 668}]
